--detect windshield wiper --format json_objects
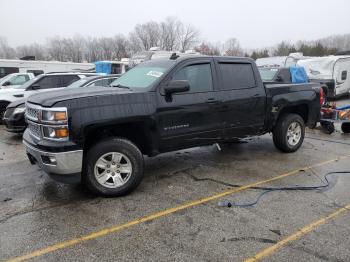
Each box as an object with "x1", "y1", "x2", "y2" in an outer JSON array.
[{"x1": 110, "y1": 83, "x2": 131, "y2": 89}]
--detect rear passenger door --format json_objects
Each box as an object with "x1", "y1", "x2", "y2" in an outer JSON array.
[
  {"x1": 215, "y1": 59, "x2": 266, "y2": 138},
  {"x1": 60, "y1": 75, "x2": 81, "y2": 87}
]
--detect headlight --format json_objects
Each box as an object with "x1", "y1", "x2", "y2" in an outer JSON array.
[
  {"x1": 13, "y1": 105, "x2": 26, "y2": 115},
  {"x1": 42, "y1": 125, "x2": 69, "y2": 140},
  {"x1": 41, "y1": 108, "x2": 67, "y2": 123}
]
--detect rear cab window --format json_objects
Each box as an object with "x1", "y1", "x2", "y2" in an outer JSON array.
[{"x1": 217, "y1": 62, "x2": 256, "y2": 90}]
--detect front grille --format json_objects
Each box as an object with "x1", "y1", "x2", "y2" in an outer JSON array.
[
  {"x1": 27, "y1": 121, "x2": 41, "y2": 139},
  {"x1": 26, "y1": 103, "x2": 40, "y2": 121}
]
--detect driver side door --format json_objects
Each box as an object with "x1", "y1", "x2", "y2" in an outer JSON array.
[{"x1": 156, "y1": 58, "x2": 224, "y2": 152}]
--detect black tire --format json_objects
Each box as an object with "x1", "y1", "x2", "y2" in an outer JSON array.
[
  {"x1": 0, "y1": 101, "x2": 10, "y2": 125},
  {"x1": 341, "y1": 123, "x2": 350, "y2": 134},
  {"x1": 273, "y1": 114, "x2": 305, "y2": 153},
  {"x1": 320, "y1": 121, "x2": 335, "y2": 134},
  {"x1": 83, "y1": 137, "x2": 144, "y2": 197},
  {"x1": 308, "y1": 121, "x2": 317, "y2": 129}
]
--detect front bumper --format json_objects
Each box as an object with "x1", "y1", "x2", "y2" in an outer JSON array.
[
  {"x1": 3, "y1": 118, "x2": 26, "y2": 133},
  {"x1": 24, "y1": 140, "x2": 83, "y2": 183}
]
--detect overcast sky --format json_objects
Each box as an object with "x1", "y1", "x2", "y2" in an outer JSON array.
[{"x1": 2, "y1": 0, "x2": 350, "y2": 49}]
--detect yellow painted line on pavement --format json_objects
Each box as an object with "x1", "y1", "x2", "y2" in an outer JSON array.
[
  {"x1": 244, "y1": 203, "x2": 350, "y2": 262},
  {"x1": 6, "y1": 155, "x2": 350, "y2": 262}
]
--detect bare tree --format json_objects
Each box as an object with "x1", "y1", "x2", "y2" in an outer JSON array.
[
  {"x1": 178, "y1": 24, "x2": 200, "y2": 52},
  {"x1": 195, "y1": 42, "x2": 220, "y2": 55},
  {"x1": 85, "y1": 37, "x2": 101, "y2": 62},
  {"x1": 47, "y1": 36, "x2": 66, "y2": 61},
  {"x1": 224, "y1": 38, "x2": 243, "y2": 56},
  {"x1": 112, "y1": 35, "x2": 129, "y2": 59},
  {"x1": 133, "y1": 22, "x2": 161, "y2": 50},
  {"x1": 0, "y1": 36, "x2": 16, "y2": 59},
  {"x1": 272, "y1": 41, "x2": 296, "y2": 56},
  {"x1": 160, "y1": 17, "x2": 182, "y2": 51},
  {"x1": 16, "y1": 43, "x2": 47, "y2": 60}
]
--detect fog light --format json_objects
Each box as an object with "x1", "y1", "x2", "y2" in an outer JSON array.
[{"x1": 41, "y1": 155, "x2": 57, "y2": 165}]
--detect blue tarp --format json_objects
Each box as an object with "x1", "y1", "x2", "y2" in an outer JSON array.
[
  {"x1": 289, "y1": 66, "x2": 308, "y2": 83},
  {"x1": 95, "y1": 61, "x2": 112, "y2": 74}
]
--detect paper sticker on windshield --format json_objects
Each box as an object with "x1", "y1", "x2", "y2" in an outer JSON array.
[{"x1": 147, "y1": 71, "x2": 163, "y2": 78}]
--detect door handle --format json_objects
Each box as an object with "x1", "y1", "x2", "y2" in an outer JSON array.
[{"x1": 206, "y1": 98, "x2": 220, "y2": 104}]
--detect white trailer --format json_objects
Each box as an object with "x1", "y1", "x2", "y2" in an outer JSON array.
[
  {"x1": 297, "y1": 56, "x2": 350, "y2": 98},
  {"x1": 256, "y1": 53, "x2": 308, "y2": 68},
  {"x1": 0, "y1": 59, "x2": 95, "y2": 78}
]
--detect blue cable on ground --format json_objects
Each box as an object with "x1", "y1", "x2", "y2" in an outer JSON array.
[{"x1": 218, "y1": 171, "x2": 350, "y2": 208}]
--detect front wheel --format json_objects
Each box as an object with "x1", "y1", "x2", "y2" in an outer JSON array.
[
  {"x1": 84, "y1": 138, "x2": 144, "y2": 196},
  {"x1": 273, "y1": 114, "x2": 305, "y2": 153}
]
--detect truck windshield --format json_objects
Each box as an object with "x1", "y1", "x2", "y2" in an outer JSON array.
[
  {"x1": 258, "y1": 68, "x2": 278, "y2": 81},
  {"x1": 110, "y1": 59, "x2": 175, "y2": 90}
]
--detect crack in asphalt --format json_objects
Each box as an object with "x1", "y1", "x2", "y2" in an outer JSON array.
[{"x1": 223, "y1": 236, "x2": 278, "y2": 244}]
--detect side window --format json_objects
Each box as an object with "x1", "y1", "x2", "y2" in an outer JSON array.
[
  {"x1": 0, "y1": 67, "x2": 19, "y2": 78},
  {"x1": 173, "y1": 63, "x2": 213, "y2": 93},
  {"x1": 341, "y1": 70, "x2": 347, "y2": 81},
  {"x1": 60, "y1": 75, "x2": 80, "y2": 86},
  {"x1": 218, "y1": 63, "x2": 256, "y2": 90},
  {"x1": 34, "y1": 76, "x2": 61, "y2": 89},
  {"x1": 88, "y1": 79, "x2": 110, "y2": 87},
  {"x1": 9, "y1": 75, "x2": 30, "y2": 85},
  {"x1": 108, "y1": 78, "x2": 118, "y2": 84}
]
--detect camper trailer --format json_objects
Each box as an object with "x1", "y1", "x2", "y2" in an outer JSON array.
[
  {"x1": 0, "y1": 59, "x2": 95, "y2": 78},
  {"x1": 298, "y1": 56, "x2": 350, "y2": 98},
  {"x1": 129, "y1": 47, "x2": 200, "y2": 68},
  {"x1": 256, "y1": 53, "x2": 308, "y2": 68}
]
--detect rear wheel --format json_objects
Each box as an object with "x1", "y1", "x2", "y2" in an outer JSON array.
[
  {"x1": 84, "y1": 138, "x2": 144, "y2": 196},
  {"x1": 273, "y1": 114, "x2": 305, "y2": 153}
]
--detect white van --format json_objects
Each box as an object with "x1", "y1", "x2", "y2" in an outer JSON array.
[{"x1": 298, "y1": 56, "x2": 350, "y2": 98}]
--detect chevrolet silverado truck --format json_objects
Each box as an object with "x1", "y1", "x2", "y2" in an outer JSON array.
[{"x1": 23, "y1": 56, "x2": 322, "y2": 196}]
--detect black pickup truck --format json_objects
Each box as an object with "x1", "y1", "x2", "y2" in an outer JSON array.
[{"x1": 23, "y1": 56, "x2": 322, "y2": 196}]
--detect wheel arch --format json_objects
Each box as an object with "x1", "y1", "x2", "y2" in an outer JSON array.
[{"x1": 82, "y1": 121, "x2": 157, "y2": 156}]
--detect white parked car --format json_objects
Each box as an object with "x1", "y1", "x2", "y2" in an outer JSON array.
[
  {"x1": 0, "y1": 73, "x2": 36, "y2": 89},
  {"x1": 0, "y1": 72, "x2": 97, "y2": 121}
]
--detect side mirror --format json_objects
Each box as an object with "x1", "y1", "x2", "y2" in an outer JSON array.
[
  {"x1": 3, "y1": 81, "x2": 11, "y2": 86},
  {"x1": 31, "y1": 84, "x2": 40, "y2": 90},
  {"x1": 164, "y1": 80, "x2": 190, "y2": 96}
]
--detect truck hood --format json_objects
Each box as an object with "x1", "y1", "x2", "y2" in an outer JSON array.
[{"x1": 27, "y1": 86, "x2": 132, "y2": 107}]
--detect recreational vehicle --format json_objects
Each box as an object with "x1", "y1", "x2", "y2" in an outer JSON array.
[
  {"x1": 298, "y1": 56, "x2": 350, "y2": 98},
  {"x1": 0, "y1": 59, "x2": 95, "y2": 78},
  {"x1": 256, "y1": 53, "x2": 308, "y2": 68}
]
